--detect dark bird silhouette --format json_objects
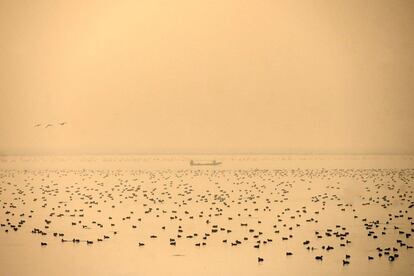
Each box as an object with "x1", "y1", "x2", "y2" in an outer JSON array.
[
  {"x1": 343, "y1": 260, "x2": 350, "y2": 265},
  {"x1": 34, "y1": 123, "x2": 41, "y2": 127},
  {"x1": 45, "y1": 124, "x2": 53, "y2": 128},
  {"x1": 59, "y1": 122, "x2": 67, "y2": 126}
]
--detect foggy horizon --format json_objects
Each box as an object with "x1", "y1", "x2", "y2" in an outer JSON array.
[
  {"x1": 1, "y1": 151, "x2": 414, "y2": 157},
  {"x1": 1, "y1": 2, "x2": 414, "y2": 275}
]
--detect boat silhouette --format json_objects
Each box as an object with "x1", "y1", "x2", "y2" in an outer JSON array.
[{"x1": 190, "y1": 160, "x2": 222, "y2": 166}]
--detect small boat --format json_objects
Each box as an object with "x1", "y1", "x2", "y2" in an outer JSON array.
[{"x1": 190, "y1": 160, "x2": 222, "y2": 166}]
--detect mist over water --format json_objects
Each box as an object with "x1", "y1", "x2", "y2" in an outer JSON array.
[{"x1": 1, "y1": 1, "x2": 413, "y2": 275}]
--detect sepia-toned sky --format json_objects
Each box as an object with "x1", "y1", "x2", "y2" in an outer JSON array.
[{"x1": 0, "y1": 0, "x2": 413, "y2": 155}]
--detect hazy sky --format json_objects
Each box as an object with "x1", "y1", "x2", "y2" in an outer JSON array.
[{"x1": 0, "y1": 0, "x2": 413, "y2": 155}]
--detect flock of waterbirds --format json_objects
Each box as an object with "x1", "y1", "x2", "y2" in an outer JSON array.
[{"x1": 0, "y1": 167, "x2": 413, "y2": 269}]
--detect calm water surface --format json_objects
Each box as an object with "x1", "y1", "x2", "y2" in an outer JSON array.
[{"x1": 0, "y1": 155, "x2": 413, "y2": 276}]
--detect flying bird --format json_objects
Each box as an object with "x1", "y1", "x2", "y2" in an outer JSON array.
[
  {"x1": 45, "y1": 124, "x2": 53, "y2": 128},
  {"x1": 34, "y1": 124, "x2": 41, "y2": 127},
  {"x1": 59, "y1": 122, "x2": 67, "y2": 126}
]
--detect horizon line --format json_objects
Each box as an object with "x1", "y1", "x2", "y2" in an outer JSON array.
[{"x1": 1, "y1": 152, "x2": 413, "y2": 157}]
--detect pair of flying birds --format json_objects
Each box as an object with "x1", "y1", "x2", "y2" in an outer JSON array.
[{"x1": 34, "y1": 122, "x2": 67, "y2": 128}]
